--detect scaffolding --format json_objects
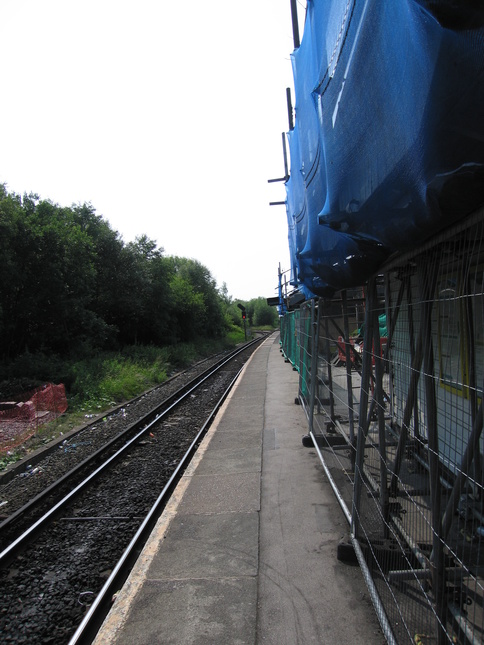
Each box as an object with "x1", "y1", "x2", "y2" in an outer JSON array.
[{"x1": 280, "y1": 209, "x2": 484, "y2": 644}]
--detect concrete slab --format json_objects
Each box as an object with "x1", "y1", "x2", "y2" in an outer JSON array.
[
  {"x1": 205, "y1": 427, "x2": 262, "y2": 451},
  {"x1": 194, "y1": 445, "x2": 261, "y2": 475},
  {"x1": 93, "y1": 335, "x2": 384, "y2": 645},
  {"x1": 177, "y1": 471, "x2": 260, "y2": 515},
  {"x1": 256, "y1": 335, "x2": 383, "y2": 645},
  {"x1": 114, "y1": 577, "x2": 257, "y2": 645},
  {"x1": 148, "y1": 511, "x2": 258, "y2": 579}
]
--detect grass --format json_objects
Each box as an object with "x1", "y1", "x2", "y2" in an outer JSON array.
[{"x1": 0, "y1": 332, "x2": 252, "y2": 470}]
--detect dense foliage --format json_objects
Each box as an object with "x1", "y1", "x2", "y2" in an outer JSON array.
[{"x1": 0, "y1": 185, "x2": 278, "y2": 375}]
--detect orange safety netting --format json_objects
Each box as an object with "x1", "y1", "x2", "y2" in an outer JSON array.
[{"x1": 0, "y1": 383, "x2": 68, "y2": 454}]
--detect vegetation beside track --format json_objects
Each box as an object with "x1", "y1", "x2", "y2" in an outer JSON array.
[
  {"x1": 0, "y1": 185, "x2": 279, "y2": 469},
  {"x1": 0, "y1": 185, "x2": 278, "y2": 365},
  {"x1": 0, "y1": 328, "x2": 276, "y2": 470}
]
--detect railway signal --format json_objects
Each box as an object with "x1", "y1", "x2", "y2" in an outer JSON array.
[{"x1": 237, "y1": 303, "x2": 247, "y2": 339}]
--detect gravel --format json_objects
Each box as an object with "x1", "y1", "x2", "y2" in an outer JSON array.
[{"x1": 0, "y1": 343, "x2": 260, "y2": 645}]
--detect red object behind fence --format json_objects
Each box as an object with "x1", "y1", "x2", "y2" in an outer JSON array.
[
  {"x1": 337, "y1": 337, "x2": 387, "y2": 366},
  {"x1": 0, "y1": 383, "x2": 68, "y2": 454}
]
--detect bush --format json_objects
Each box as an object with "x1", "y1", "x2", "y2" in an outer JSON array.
[{"x1": 0, "y1": 352, "x2": 73, "y2": 398}]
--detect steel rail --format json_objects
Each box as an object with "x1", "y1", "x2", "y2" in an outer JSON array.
[
  {"x1": 0, "y1": 337, "x2": 263, "y2": 566},
  {"x1": 0, "y1": 338, "x2": 263, "y2": 535},
  {"x1": 67, "y1": 366, "x2": 245, "y2": 645},
  {"x1": 0, "y1": 349, "x2": 229, "y2": 486}
]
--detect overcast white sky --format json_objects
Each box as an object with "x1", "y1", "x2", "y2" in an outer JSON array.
[{"x1": 0, "y1": 1, "x2": 306, "y2": 301}]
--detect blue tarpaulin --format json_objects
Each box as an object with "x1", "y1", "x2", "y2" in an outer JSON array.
[{"x1": 285, "y1": 0, "x2": 484, "y2": 298}]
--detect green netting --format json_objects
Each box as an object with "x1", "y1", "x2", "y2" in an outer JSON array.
[{"x1": 280, "y1": 309, "x2": 300, "y2": 369}]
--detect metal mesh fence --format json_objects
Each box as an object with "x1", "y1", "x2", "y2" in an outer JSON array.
[
  {"x1": 280, "y1": 308, "x2": 300, "y2": 370},
  {"x1": 281, "y1": 211, "x2": 484, "y2": 644}
]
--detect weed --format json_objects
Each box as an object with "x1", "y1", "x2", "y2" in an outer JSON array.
[{"x1": 0, "y1": 335, "x2": 241, "y2": 468}]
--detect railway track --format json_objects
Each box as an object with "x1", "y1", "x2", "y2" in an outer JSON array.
[
  {"x1": 0, "y1": 346, "x2": 248, "y2": 519},
  {"x1": 0, "y1": 336, "x2": 266, "y2": 645}
]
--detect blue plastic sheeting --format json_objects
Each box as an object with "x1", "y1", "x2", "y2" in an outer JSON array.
[{"x1": 285, "y1": 0, "x2": 484, "y2": 298}]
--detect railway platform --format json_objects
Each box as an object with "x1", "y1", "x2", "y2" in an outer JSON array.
[{"x1": 92, "y1": 332, "x2": 383, "y2": 645}]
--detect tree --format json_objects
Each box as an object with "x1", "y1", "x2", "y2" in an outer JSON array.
[
  {"x1": 122, "y1": 236, "x2": 172, "y2": 346},
  {"x1": 72, "y1": 204, "x2": 128, "y2": 347},
  {"x1": 0, "y1": 185, "x2": 233, "y2": 363},
  {"x1": 168, "y1": 270, "x2": 206, "y2": 342},
  {"x1": 0, "y1": 186, "x2": 27, "y2": 359},
  {"x1": 252, "y1": 297, "x2": 278, "y2": 327},
  {"x1": 0, "y1": 190, "x2": 105, "y2": 357},
  {"x1": 168, "y1": 258, "x2": 226, "y2": 340}
]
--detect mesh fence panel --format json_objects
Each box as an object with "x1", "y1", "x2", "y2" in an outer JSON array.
[
  {"x1": 281, "y1": 212, "x2": 484, "y2": 644},
  {"x1": 280, "y1": 309, "x2": 300, "y2": 369}
]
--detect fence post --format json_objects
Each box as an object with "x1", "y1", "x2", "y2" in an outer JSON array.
[
  {"x1": 419, "y1": 262, "x2": 447, "y2": 645},
  {"x1": 352, "y1": 280, "x2": 376, "y2": 539},
  {"x1": 341, "y1": 290, "x2": 356, "y2": 443},
  {"x1": 405, "y1": 272, "x2": 422, "y2": 446},
  {"x1": 324, "y1": 313, "x2": 336, "y2": 429},
  {"x1": 308, "y1": 299, "x2": 318, "y2": 436},
  {"x1": 371, "y1": 281, "x2": 389, "y2": 534}
]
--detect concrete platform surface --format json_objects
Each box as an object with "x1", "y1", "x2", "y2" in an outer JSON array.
[{"x1": 93, "y1": 333, "x2": 384, "y2": 645}]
